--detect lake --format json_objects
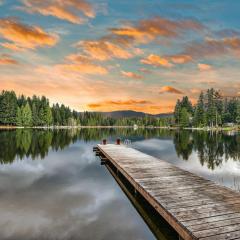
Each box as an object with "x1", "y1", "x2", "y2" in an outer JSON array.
[{"x1": 0, "y1": 128, "x2": 239, "y2": 240}]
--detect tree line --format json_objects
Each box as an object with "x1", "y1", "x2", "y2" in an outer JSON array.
[
  {"x1": 0, "y1": 90, "x2": 171, "y2": 127},
  {"x1": 174, "y1": 88, "x2": 240, "y2": 128}
]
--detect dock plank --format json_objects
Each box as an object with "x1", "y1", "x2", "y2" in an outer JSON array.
[{"x1": 96, "y1": 144, "x2": 240, "y2": 240}]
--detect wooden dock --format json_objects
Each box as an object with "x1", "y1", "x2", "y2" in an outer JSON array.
[{"x1": 95, "y1": 144, "x2": 240, "y2": 240}]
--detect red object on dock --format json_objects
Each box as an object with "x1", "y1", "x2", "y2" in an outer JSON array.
[{"x1": 116, "y1": 138, "x2": 121, "y2": 145}]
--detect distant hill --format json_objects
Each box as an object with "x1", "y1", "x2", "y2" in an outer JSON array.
[{"x1": 97, "y1": 110, "x2": 173, "y2": 119}]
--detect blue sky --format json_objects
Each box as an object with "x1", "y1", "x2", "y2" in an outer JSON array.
[{"x1": 0, "y1": 0, "x2": 240, "y2": 113}]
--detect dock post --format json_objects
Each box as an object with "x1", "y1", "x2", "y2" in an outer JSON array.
[
  {"x1": 116, "y1": 138, "x2": 121, "y2": 145},
  {"x1": 102, "y1": 139, "x2": 107, "y2": 145}
]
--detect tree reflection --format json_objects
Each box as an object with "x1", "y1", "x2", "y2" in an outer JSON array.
[
  {"x1": 174, "y1": 130, "x2": 193, "y2": 160},
  {"x1": 173, "y1": 130, "x2": 240, "y2": 170},
  {"x1": 0, "y1": 128, "x2": 174, "y2": 164},
  {"x1": 1, "y1": 128, "x2": 239, "y2": 169}
]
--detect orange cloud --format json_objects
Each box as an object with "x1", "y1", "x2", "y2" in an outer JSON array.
[
  {"x1": 169, "y1": 54, "x2": 193, "y2": 64},
  {"x1": 121, "y1": 71, "x2": 143, "y2": 79},
  {"x1": 141, "y1": 54, "x2": 173, "y2": 67},
  {"x1": 141, "y1": 54, "x2": 193, "y2": 68},
  {"x1": 75, "y1": 40, "x2": 137, "y2": 61},
  {"x1": 0, "y1": 42, "x2": 24, "y2": 51},
  {"x1": 0, "y1": 54, "x2": 18, "y2": 65},
  {"x1": 110, "y1": 17, "x2": 203, "y2": 44},
  {"x1": 58, "y1": 63, "x2": 107, "y2": 75},
  {"x1": 58, "y1": 54, "x2": 108, "y2": 75},
  {"x1": 0, "y1": 18, "x2": 58, "y2": 50},
  {"x1": 198, "y1": 63, "x2": 212, "y2": 71},
  {"x1": 159, "y1": 86, "x2": 183, "y2": 94},
  {"x1": 149, "y1": 105, "x2": 174, "y2": 112},
  {"x1": 21, "y1": 0, "x2": 95, "y2": 24},
  {"x1": 88, "y1": 99, "x2": 151, "y2": 108}
]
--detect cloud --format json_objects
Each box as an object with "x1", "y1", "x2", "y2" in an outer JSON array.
[
  {"x1": 214, "y1": 29, "x2": 240, "y2": 38},
  {"x1": 57, "y1": 54, "x2": 108, "y2": 75},
  {"x1": 109, "y1": 17, "x2": 203, "y2": 45},
  {"x1": 0, "y1": 18, "x2": 58, "y2": 50},
  {"x1": 88, "y1": 99, "x2": 151, "y2": 108},
  {"x1": 20, "y1": 0, "x2": 95, "y2": 24},
  {"x1": 121, "y1": 71, "x2": 143, "y2": 80},
  {"x1": 149, "y1": 105, "x2": 174, "y2": 112},
  {"x1": 139, "y1": 68, "x2": 152, "y2": 74},
  {"x1": 0, "y1": 42, "x2": 24, "y2": 51},
  {"x1": 198, "y1": 63, "x2": 212, "y2": 71},
  {"x1": 169, "y1": 54, "x2": 193, "y2": 64},
  {"x1": 157, "y1": 37, "x2": 240, "y2": 65},
  {"x1": 159, "y1": 86, "x2": 183, "y2": 94},
  {"x1": 75, "y1": 40, "x2": 135, "y2": 61},
  {"x1": 142, "y1": 37, "x2": 240, "y2": 67},
  {"x1": 141, "y1": 54, "x2": 193, "y2": 68},
  {"x1": 0, "y1": 54, "x2": 18, "y2": 65},
  {"x1": 141, "y1": 54, "x2": 173, "y2": 67},
  {"x1": 183, "y1": 37, "x2": 240, "y2": 60}
]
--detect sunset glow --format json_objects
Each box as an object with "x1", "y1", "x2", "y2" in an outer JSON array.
[{"x1": 1, "y1": 0, "x2": 240, "y2": 113}]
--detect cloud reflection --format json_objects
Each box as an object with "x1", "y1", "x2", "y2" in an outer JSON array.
[{"x1": 0, "y1": 139, "x2": 154, "y2": 240}]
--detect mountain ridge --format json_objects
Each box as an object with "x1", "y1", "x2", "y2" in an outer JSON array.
[{"x1": 95, "y1": 110, "x2": 173, "y2": 118}]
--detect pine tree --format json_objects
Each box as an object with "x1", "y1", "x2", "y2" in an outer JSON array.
[
  {"x1": 0, "y1": 91, "x2": 18, "y2": 125},
  {"x1": 179, "y1": 108, "x2": 190, "y2": 128},
  {"x1": 214, "y1": 90, "x2": 223, "y2": 126},
  {"x1": 206, "y1": 89, "x2": 216, "y2": 127},
  {"x1": 21, "y1": 103, "x2": 33, "y2": 127},
  {"x1": 52, "y1": 104, "x2": 62, "y2": 125},
  {"x1": 181, "y1": 96, "x2": 193, "y2": 115},
  {"x1": 236, "y1": 101, "x2": 240, "y2": 126},
  {"x1": 44, "y1": 106, "x2": 53, "y2": 126},
  {"x1": 17, "y1": 94, "x2": 27, "y2": 108},
  {"x1": 31, "y1": 103, "x2": 38, "y2": 126},
  {"x1": 60, "y1": 104, "x2": 66, "y2": 125},
  {"x1": 193, "y1": 92, "x2": 205, "y2": 127},
  {"x1": 38, "y1": 107, "x2": 45, "y2": 126},
  {"x1": 16, "y1": 107, "x2": 22, "y2": 126},
  {"x1": 174, "y1": 99, "x2": 181, "y2": 126}
]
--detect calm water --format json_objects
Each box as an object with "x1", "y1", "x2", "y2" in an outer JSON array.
[{"x1": 0, "y1": 128, "x2": 240, "y2": 240}]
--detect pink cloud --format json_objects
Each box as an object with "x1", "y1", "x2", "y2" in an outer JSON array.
[
  {"x1": 121, "y1": 71, "x2": 143, "y2": 79},
  {"x1": 198, "y1": 63, "x2": 212, "y2": 71},
  {"x1": 159, "y1": 86, "x2": 183, "y2": 94},
  {"x1": 20, "y1": 0, "x2": 95, "y2": 24}
]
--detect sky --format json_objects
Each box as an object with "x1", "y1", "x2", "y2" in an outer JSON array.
[{"x1": 0, "y1": 0, "x2": 240, "y2": 114}]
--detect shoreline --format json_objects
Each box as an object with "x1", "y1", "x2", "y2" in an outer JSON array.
[
  {"x1": 0, "y1": 125, "x2": 239, "y2": 131},
  {"x1": 0, "y1": 125, "x2": 173, "y2": 129}
]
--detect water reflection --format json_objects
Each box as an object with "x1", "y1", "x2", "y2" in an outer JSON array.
[
  {"x1": 0, "y1": 128, "x2": 174, "y2": 164},
  {"x1": 0, "y1": 136, "x2": 156, "y2": 240},
  {"x1": 0, "y1": 128, "x2": 240, "y2": 239},
  {"x1": 1, "y1": 129, "x2": 239, "y2": 172},
  {"x1": 174, "y1": 130, "x2": 240, "y2": 170}
]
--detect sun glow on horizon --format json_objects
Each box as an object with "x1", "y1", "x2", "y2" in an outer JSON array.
[{"x1": 0, "y1": 1, "x2": 240, "y2": 114}]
